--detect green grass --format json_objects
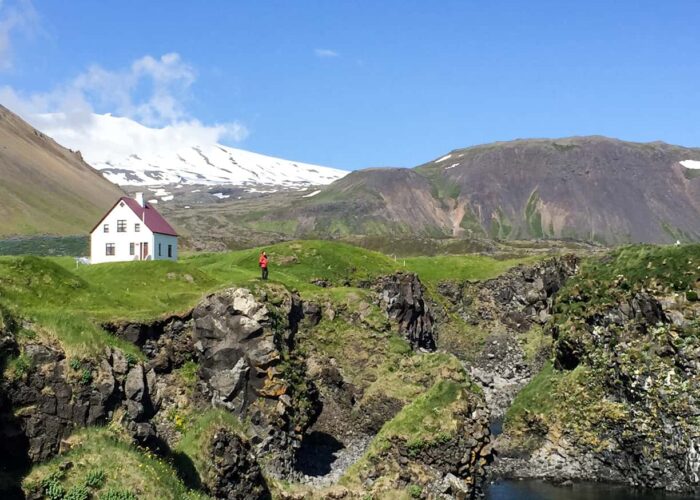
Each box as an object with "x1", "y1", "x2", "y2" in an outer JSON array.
[
  {"x1": 0, "y1": 240, "x2": 537, "y2": 357},
  {"x1": 0, "y1": 235, "x2": 88, "y2": 257},
  {"x1": 173, "y1": 409, "x2": 245, "y2": 490},
  {"x1": 343, "y1": 378, "x2": 473, "y2": 486},
  {"x1": 401, "y1": 253, "x2": 540, "y2": 283},
  {"x1": 504, "y1": 361, "x2": 561, "y2": 428},
  {"x1": 22, "y1": 428, "x2": 208, "y2": 500}
]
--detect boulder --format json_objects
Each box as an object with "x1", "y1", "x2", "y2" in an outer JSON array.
[{"x1": 205, "y1": 428, "x2": 270, "y2": 499}]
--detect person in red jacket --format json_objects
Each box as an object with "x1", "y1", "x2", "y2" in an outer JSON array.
[{"x1": 259, "y1": 251, "x2": 269, "y2": 280}]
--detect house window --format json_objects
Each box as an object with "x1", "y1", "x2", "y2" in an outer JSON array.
[
  {"x1": 129, "y1": 243, "x2": 135, "y2": 256},
  {"x1": 135, "y1": 223, "x2": 140, "y2": 232},
  {"x1": 168, "y1": 245, "x2": 173, "y2": 258},
  {"x1": 103, "y1": 224, "x2": 109, "y2": 233},
  {"x1": 158, "y1": 243, "x2": 162, "y2": 257},
  {"x1": 105, "y1": 243, "x2": 115, "y2": 256},
  {"x1": 117, "y1": 220, "x2": 127, "y2": 232}
]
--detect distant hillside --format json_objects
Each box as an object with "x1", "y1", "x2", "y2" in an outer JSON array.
[
  {"x1": 213, "y1": 136, "x2": 700, "y2": 245},
  {"x1": 0, "y1": 105, "x2": 124, "y2": 236}
]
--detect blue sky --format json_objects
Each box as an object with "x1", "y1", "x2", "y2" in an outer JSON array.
[{"x1": 2, "y1": 0, "x2": 700, "y2": 170}]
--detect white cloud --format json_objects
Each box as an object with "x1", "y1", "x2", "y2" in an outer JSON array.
[
  {"x1": 314, "y1": 48, "x2": 339, "y2": 58},
  {"x1": 0, "y1": 0, "x2": 38, "y2": 70},
  {"x1": 23, "y1": 112, "x2": 248, "y2": 165},
  {"x1": 0, "y1": 51, "x2": 248, "y2": 152}
]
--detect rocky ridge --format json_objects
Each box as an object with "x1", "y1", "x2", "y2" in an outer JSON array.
[
  {"x1": 494, "y1": 247, "x2": 700, "y2": 493},
  {"x1": 438, "y1": 255, "x2": 580, "y2": 420}
]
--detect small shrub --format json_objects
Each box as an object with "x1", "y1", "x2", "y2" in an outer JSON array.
[
  {"x1": 407, "y1": 484, "x2": 422, "y2": 498},
  {"x1": 124, "y1": 352, "x2": 137, "y2": 368},
  {"x1": 178, "y1": 360, "x2": 199, "y2": 387},
  {"x1": 84, "y1": 467, "x2": 106, "y2": 489},
  {"x1": 70, "y1": 358, "x2": 81, "y2": 371},
  {"x1": 407, "y1": 439, "x2": 424, "y2": 457},
  {"x1": 11, "y1": 354, "x2": 31, "y2": 378},
  {"x1": 65, "y1": 484, "x2": 90, "y2": 500},
  {"x1": 80, "y1": 367, "x2": 93, "y2": 385},
  {"x1": 687, "y1": 290, "x2": 699, "y2": 302},
  {"x1": 41, "y1": 471, "x2": 66, "y2": 500},
  {"x1": 100, "y1": 488, "x2": 138, "y2": 500}
]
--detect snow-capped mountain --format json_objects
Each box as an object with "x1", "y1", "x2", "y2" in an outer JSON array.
[{"x1": 30, "y1": 112, "x2": 348, "y2": 190}]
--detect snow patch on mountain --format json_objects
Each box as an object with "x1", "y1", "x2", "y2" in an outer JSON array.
[
  {"x1": 681, "y1": 160, "x2": 700, "y2": 170},
  {"x1": 33, "y1": 112, "x2": 348, "y2": 190},
  {"x1": 436, "y1": 154, "x2": 452, "y2": 163}
]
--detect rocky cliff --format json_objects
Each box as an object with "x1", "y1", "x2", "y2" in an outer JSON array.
[
  {"x1": 1, "y1": 270, "x2": 492, "y2": 499},
  {"x1": 495, "y1": 245, "x2": 700, "y2": 493}
]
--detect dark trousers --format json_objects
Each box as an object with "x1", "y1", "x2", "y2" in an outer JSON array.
[{"x1": 261, "y1": 267, "x2": 268, "y2": 280}]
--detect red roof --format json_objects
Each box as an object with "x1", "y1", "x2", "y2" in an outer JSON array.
[{"x1": 91, "y1": 197, "x2": 178, "y2": 236}]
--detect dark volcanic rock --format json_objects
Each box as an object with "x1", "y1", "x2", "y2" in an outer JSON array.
[
  {"x1": 375, "y1": 272, "x2": 436, "y2": 350},
  {"x1": 206, "y1": 427, "x2": 271, "y2": 500},
  {"x1": 442, "y1": 255, "x2": 580, "y2": 419},
  {"x1": 192, "y1": 287, "x2": 320, "y2": 476},
  {"x1": 359, "y1": 386, "x2": 493, "y2": 499},
  {"x1": 496, "y1": 264, "x2": 700, "y2": 493}
]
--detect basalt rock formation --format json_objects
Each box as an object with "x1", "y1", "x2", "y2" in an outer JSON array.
[
  {"x1": 0, "y1": 336, "x2": 162, "y2": 466},
  {"x1": 495, "y1": 249, "x2": 700, "y2": 493},
  {"x1": 192, "y1": 287, "x2": 317, "y2": 475},
  {"x1": 359, "y1": 386, "x2": 493, "y2": 499},
  {"x1": 206, "y1": 427, "x2": 271, "y2": 500},
  {"x1": 439, "y1": 255, "x2": 580, "y2": 419},
  {"x1": 375, "y1": 272, "x2": 436, "y2": 350}
]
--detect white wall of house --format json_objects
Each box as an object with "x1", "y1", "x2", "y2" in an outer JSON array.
[
  {"x1": 153, "y1": 233, "x2": 178, "y2": 261},
  {"x1": 90, "y1": 201, "x2": 154, "y2": 264}
]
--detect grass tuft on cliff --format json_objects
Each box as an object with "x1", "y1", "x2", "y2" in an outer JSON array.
[{"x1": 22, "y1": 427, "x2": 208, "y2": 500}]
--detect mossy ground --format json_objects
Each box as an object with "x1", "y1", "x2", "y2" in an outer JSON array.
[{"x1": 22, "y1": 428, "x2": 209, "y2": 500}]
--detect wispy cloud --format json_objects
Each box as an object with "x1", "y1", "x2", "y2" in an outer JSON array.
[
  {"x1": 0, "y1": 51, "x2": 248, "y2": 155},
  {"x1": 0, "y1": 0, "x2": 38, "y2": 70},
  {"x1": 314, "y1": 48, "x2": 339, "y2": 59}
]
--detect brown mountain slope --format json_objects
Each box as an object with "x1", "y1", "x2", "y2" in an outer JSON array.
[
  {"x1": 0, "y1": 105, "x2": 124, "y2": 236},
  {"x1": 416, "y1": 136, "x2": 700, "y2": 243},
  {"x1": 228, "y1": 136, "x2": 700, "y2": 245}
]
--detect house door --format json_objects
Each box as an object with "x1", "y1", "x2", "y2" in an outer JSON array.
[{"x1": 142, "y1": 242, "x2": 149, "y2": 260}]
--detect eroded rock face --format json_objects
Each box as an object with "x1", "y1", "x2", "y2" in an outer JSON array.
[
  {"x1": 375, "y1": 273, "x2": 436, "y2": 350},
  {"x1": 206, "y1": 427, "x2": 271, "y2": 500},
  {"x1": 439, "y1": 255, "x2": 580, "y2": 420},
  {"x1": 0, "y1": 341, "x2": 161, "y2": 464},
  {"x1": 192, "y1": 287, "x2": 319, "y2": 476},
  {"x1": 498, "y1": 273, "x2": 700, "y2": 493},
  {"x1": 360, "y1": 387, "x2": 493, "y2": 499}
]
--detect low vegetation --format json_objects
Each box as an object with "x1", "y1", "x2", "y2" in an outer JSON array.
[
  {"x1": 0, "y1": 240, "x2": 537, "y2": 358},
  {"x1": 22, "y1": 428, "x2": 208, "y2": 500}
]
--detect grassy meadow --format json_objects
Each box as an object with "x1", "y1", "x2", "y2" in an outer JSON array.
[{"x1": 0, "y1": 240, "x2": 538, "y2": 357}]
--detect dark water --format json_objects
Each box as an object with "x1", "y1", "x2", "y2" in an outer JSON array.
[{"x1": 486, "y1": 480, "x2": 699, "y2": 500}]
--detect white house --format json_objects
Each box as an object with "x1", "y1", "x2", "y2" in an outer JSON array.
[{"x1": 90, "y1": 193, "x2": 178, "y2": 264}]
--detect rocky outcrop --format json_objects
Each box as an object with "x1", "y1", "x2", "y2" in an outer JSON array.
[
  {"x1": 439, "y1": 255, "x2": 579, "y2": 420},
  {"x1": 104, "y1": 314, "x2": 195, "y2": 374},
  {"x1": 206, "y1": 427, "x2": 271, "y2": 500},
  {"x1": 0, "y1": 336, "x2": 161, "y2": 466},
  {"x1": 192, "y1": 287, "x2": 319, "y2": 476},
  {"x1": 497, "y1": 266, "x2": 700, "y2": 493},
  {"x1": 359, "y1": 387, "x2": 493, "y2": 499},
  {"x1": 375, "y1": 272, "x2": 436, "y2": 350},
  {"x1": 441, "y1": 254, "x2": 579, "y2": 331}
]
